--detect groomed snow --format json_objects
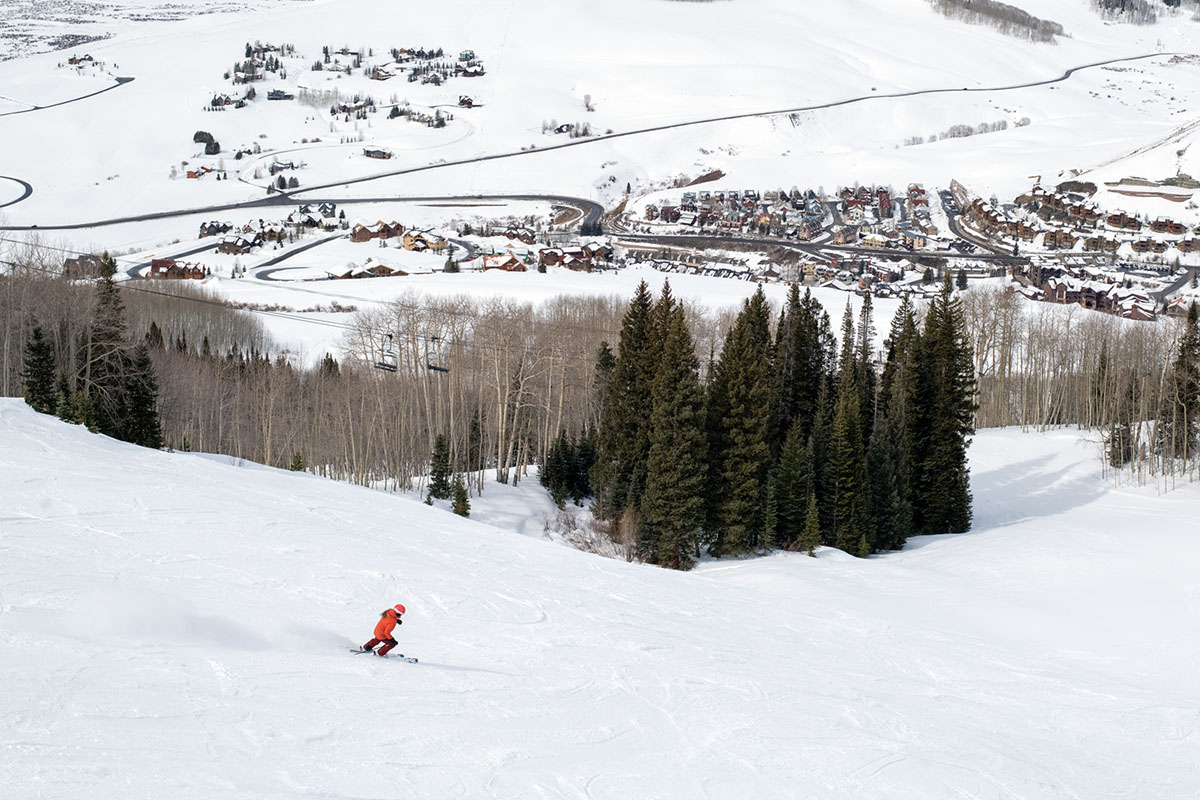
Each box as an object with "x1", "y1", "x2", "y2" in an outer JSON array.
[{"x1": 2, "y1": 399, "x2": 1198, "y2": 798}]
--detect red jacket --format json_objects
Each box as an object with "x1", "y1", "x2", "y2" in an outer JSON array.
[{"x1": 374, "y1": 609, "x2": 399, "y2": 640}]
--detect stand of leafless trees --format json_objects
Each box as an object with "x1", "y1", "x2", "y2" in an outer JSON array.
[
  {"x1": 961, "y1": 285, "x2": 1198, "y2": 488},
  {"x1": 4, "y1": 247, "x2": 1194, "y2": 497},
  {"x1": 927, "y1": 0, "x2": 1066, "y2": 43}
]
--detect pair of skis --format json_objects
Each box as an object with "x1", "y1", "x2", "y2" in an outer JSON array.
[{"x1": 350, "y1": 647, "x2": 418, "y2": 663}]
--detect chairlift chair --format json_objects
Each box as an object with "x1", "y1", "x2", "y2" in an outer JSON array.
[
  {"x1": 374, "y1": 333, "x2": 398, "y2": 372},
  {"x1": 425, "y1": 334, "x2": 450, "y2": 374}
]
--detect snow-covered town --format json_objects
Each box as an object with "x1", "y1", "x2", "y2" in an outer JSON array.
[{"x1": 3, "y1": 1, "x2": 1200, "y2": 798}]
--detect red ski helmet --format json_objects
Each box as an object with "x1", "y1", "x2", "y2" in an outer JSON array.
[{"x1": 394, "y1": 603, "x2": 406, "y2": 616}]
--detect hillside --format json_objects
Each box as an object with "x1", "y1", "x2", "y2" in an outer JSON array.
[
  {"x1": 3, "y1": 398, "x2": 1198, "y2": 798},
  {"x1": 2, "y1": 0, "x2": 1198, "y2": 228}
]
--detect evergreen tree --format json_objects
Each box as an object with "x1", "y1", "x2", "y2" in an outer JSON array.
[
  {"x1": 74, "y1": 255, "x2": 163, "y2": 447},
  {"x1": 1158, "y1": 301, "x2": 1200, "y2": 460},
  {"x1": 289, "y1": 452, "x2": 305, "y2": 471},
  {"x1": 772, "y1": 285, "x2": 823, "y2": 455},
  {"x1": 774, "y1": 287, "x2": 829, "y2": 450},
  {"x1": 761, "y1": 475, "x2": 778, "y2": 552},
  {"x1": 592, "y1": 282, "x2": 657, "y2": 520},
  {"x1": 59, "y1": 386, "x2": 97, "y2": 431},
  {"x1": 591, "y1": 342, "x2": 616, "y2": 425},
  {"x1": 319, "y1": 353, "x2": 340, "y2": 378},
  {"x1": 875, "y1": 294, "x2": 920, "y2": 545},
  {"x1": 878, "y1": 295, "x2": 919, "y2": 416},
  {"x1": 709, "y1": 287, "x2": 774, "y2": 555},
  {"x1": 467, "y1": 409, "x2": 484, "y2": 473},
  {"x1": 830, "y1": 372, "x2": 874, "y2": 554},
  {"x1": 829, "y1": 300, "x2": 874, "y2": 555},
  {"x1": 54, "y1": 374, "x2": 70, "y2": 419},
  {"x1": 639, "y1": 306, "x2": 707, "y2": 569},
  {"x1": 427, "y1": 433, "x2": 452, "y2": 500},
  {"x1": 856, "y1": 294, "x2": 878, "y2": 448},
  {"x1": 21, "y1": 324, "x2": 57, "y2": 414},
  {"x1": 648, "y1": 281, "x2": 676, "y2": 376},
  {"x1": 773, "y1": 414, "x2": 811, "y2": 548},
  {"x1": 869, "y1": 409, "x2": 912, "y2": 551},
  {"x1": 541, "y1": 429, "x2": 570, "y2": 507},
  {"x1": 83, "y1": 259, "x2": 134, "y2": 439},
  {"x1": 452, "y1": 473, "x2": 470, "y2": 517},
  {"x1": 808, "y1": 381, "x2": 835, "y2": 544},
  {"x1": 145, "y1": 321, "x2": 164, "y2": 349},
  {"x1": 570, "y1": 426, "x2": 597, "y2": 503},
  {"x1": 124, "y1": 344, "x2": 163, "y2": 449},
  {"x1": 1107, "y1": 420, "x2": 1134, "y2": 468},
  {"x1": 799, "y1": 490, "x2": 821, "y2": 556},
  {"x1": 916, "y1": 276, "x2": 977, "y2": 534}
]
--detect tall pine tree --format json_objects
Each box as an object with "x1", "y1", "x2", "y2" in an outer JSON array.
[
  {"x1": 639, "y1": 305, "x2": 708, "y2": 569},
  {"x1": 916, "y1": 276, "x2": 977, "y2": 534},
  {"x1": 830, "y1": 301, "x2": 874, "y2": 555},
  {"x1": 83, "y1": 259, "x2": 134, "y2": 439},
  {"x1": 592, "y1": 282, "x2": 657, "y2": 520},
  {"x1": 708, "y1": 287, "x2": 774, "y2": 555},
  {"x1": 773, "y1": 413, "x2": 812, "y2": 549},
  {"x1": 1158, "y1": 301, "x2": 1200, "y2": 461},
  {"x1": 22, "y1": 324, "x2": 57, "y2": 414},
  {"x1": 124, "y1": 344, "x2": 163, "y2": 449},
  {"x1": 873, "y1": 294, "x2": 920, "y2": 549},
  {"x1": 428, "y1": 433, "x2": 452, "y2": 501}
]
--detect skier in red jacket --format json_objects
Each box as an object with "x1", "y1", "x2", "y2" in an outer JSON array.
[{"x1": 362, "y1": 604, "x2": 405, "y2": 656}]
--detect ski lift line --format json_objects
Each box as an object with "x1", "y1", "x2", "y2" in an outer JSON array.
[{"x1": 0, "y1": 236, "x2": 626, "y2": 340}]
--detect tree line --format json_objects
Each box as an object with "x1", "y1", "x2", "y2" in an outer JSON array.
[
  {"x1": 960, "y1": 285, "x2": 1200, "y2": 488},
  {"x1": 927, "y1": 0, "x2": 1066, "y2": 42},
  {"x1": 15, "y1": 256, "x2": 162, "y2": 448},
  {"x1": 5, "y1": 245, "x2": 1196, "y2": 567},
  {"x1": 4, "y1": 255, "x2": 634, "y2": 497},
  {"x1": 588, "y1": 279, "x2": 977, "y2": 569}
]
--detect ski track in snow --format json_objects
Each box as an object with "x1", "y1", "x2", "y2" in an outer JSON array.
[{"x1": 2, "y1": 400, "x2": 1200, "y2": 797}]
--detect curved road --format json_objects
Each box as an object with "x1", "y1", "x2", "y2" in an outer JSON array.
[
  {"x1": 287, "y1": 52, "x2": 1190, "y2": 198},
  {"x1": 0, "y1": 176, "x2": 33, "y2": 208},
  {"x1": 1, "y1": 193, "x2": 604, "y2": 234},
  {"x1": 0, "y1": 52, "x2": 1186, "y2": 225},
  {"x1": 253, "y1": 235, "x2": 478, "y2": 281},
  {"x1": 0, "y1": 76, "x2": 134, "y2": 119}
]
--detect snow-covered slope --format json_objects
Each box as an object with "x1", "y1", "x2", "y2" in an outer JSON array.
[
  {"x1": 1, "y1": 0, "x2": 1198, "y2": 227},
  {"x1": 2, "y1": 399, "x2": 1198, "y2": 798}
]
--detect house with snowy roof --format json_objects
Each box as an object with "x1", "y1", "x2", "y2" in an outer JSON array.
[{"x1": 402, "y1": 230, "x2": 448, "y2": 252}]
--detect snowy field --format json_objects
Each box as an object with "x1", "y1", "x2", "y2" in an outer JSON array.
[
  {"x1": 201, "y1": 264, "x2": 913, "y2": 367},
  {"x1": 2, "y1": 400, "x2": 1199, "y2": 799},
  {"x1": 1, "y1": 0, "x2": 1200, "y2": 229}
]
